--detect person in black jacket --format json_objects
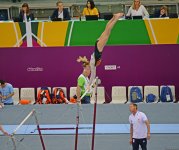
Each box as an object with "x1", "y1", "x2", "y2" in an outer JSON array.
[
  {"x1": 19, "y1": 3, "x2": 34, "y2": 22},
  {"x1": 51, "y1": 1, "x2": 71, "y2": 21},
  {"x1": 159, "y1": 6, "x2": 168, "y2": 18}
]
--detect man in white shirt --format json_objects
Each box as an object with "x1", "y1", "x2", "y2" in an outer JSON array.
[{"x1": 129, "y1": 103, "x2": 150, "y2": 150}]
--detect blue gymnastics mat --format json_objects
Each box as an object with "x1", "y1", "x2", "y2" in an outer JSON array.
[{"x1": 1, "y1": 124, "x2": 179, "y2": 135}]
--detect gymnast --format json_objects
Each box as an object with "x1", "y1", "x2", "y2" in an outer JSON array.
[{"x1": 76, "y1": 13, "x2": 124, "y2": 104}]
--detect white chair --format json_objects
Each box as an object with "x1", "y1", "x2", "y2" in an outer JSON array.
[
  {"x1": 91, "y1": 87, "x2": 105, "y2": 104},
  {"x1": 70, "y1": 87, "x2": 77, "y2": 98},
  {"x1": 160, "y1": 85, "x2": 175, "y2": 102},
  {"x1": 52, "y1": 87, "x2": 67, "y2": 97},
  {"x1": 20, "y1": 88, "x2": 35, "y2": 104},
  {"x1": 13, "y1": 88, "x2": 20, "y2": 105},
  {"x1": 128, "y1": 86, "x2": 143, "y2": 103},
  {"x1": 111, "y1": 86, "x2": 127, "y2": 104},
  {"x1": 37, "y1": 87, "x2": 51, "y2": 96},
  {"x1": 144, "y1": 86, "x2": 159, "y2": 103}
]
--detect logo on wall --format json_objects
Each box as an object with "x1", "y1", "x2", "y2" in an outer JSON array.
[
  {"x1": 27, "y1": 67, "x2": 44, "y2": 72},
  {"x1": 104, "y1": 65, "x2": 120, "y2": 71}
]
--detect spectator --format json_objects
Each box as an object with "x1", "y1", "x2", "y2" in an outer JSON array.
[
  {"x1": 159, "y1": 6, "x2": 168, "y2": 18},
  {"x1": 76, "y1": 57, "x2": 91, "y2": 104},
  {"x1": 19, "y1": 3, "x2": 34, "y2": 22},
  {"x1": 0, "y1": 124, "x2": 8, "y2": 136},
  {"x1": 51, "y1": 1, "x2": 71, "y2": 21},
  {"x1": 126, "y1": 0, "x2": 149, "y2": 18},
  {"x1": 0, "y1": 80, "x2": 14, "y2": 105},
  {"x1": 82, "y1": 0, "x2": 99, "y2": 17},
  {"x1": 129, "y1": 103, "x2": 150, "y2": 150}
]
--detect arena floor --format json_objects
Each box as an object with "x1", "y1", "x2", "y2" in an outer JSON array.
[{"x1": 0, "y1": 104, "x2": 179, "y2": 150}]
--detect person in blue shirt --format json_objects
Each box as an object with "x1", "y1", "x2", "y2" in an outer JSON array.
[{"x1": 0, "y1": 80, "x2": 14, "y2": 105}]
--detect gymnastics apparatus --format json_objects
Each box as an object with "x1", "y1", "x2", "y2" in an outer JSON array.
[{"x1": 6, "y1": 13, "x2": 124, "y2": 150}]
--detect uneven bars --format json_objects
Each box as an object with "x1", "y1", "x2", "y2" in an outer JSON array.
[
  {"x1": 39, "y1": 126, "x2": 93, "y2": 131},
  {"x1": 39, "y1": 127, "x2": 75, "y2": 130},
  {"x1": 91, "y1": 77, "x2": 98, "y2": 150},
  {"x1": 75, "y1": 77, "x2": 98, "y2": 150},
  {"x1": 12, "y1": 109, "x2": 35, "y2": 135},
  {"x1": 33, "y1": 110, "x2": 46, "y2": 150}
]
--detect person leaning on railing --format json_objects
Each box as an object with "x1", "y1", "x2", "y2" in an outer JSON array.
[
  {"x1": 0, "y1": 80, "x2": 14, "y2": 105},
  {"x1": 126, "y1": 0, "x2": 149, "y2": 18},
  {"x1": 82, "y1": 0, "x2": 99, "y2": 17}
]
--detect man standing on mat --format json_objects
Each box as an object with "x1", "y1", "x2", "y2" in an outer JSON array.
[
  {"x1": 76, "y1": 13, "x2": 124, "y2": 103},
  {"x1": 129, "y1": 103, "x2": 150, "y2": 150}
]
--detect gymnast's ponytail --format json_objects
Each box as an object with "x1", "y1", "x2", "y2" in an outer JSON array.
[{"x1": 77, "y1": 56, "x2": 90, "y2": 68}]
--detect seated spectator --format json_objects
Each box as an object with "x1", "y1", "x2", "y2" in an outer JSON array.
[
  {"x1": 82, "y1": 0, "x2": 99, "y2": 17},
  {"x1": 51, "y1": 1, "x2": 71, "y2": 21},
  {"x1": 0, "y1": 80, "x2": 14, "y2": 105},
  {"x1": 126, "y1": 0, "x2": 149, "y2": 18},
  {"x1": 159, "y1": 6, "x2": 168, "y2": 18},
  {"x1": 19, "y1": 3, "x2": 34, "y2": 22}
]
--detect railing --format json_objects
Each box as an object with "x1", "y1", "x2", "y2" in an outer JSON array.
[{"x1": 0, "y1": 1, "x2": 179, "y2": 19}]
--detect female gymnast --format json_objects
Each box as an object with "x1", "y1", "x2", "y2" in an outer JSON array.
[{"x1": 76, "y1": 13, "x2": 124, "y2": 103}]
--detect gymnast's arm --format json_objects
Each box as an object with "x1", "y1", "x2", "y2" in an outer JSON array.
[
  {"x1": 0, "y1": 124, "x2": 9, "y2": 136},
  {"x1": 89, "y1": 54, "x2": 96, "y2": 85}
]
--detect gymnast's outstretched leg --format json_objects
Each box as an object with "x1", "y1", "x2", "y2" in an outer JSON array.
[
  {"x1": 89, "y1": 13, "x2": 124, "y2": 84},
  {"x1": 93, "y1": 13, "x2": 124, "y2": 66},
  {"x1": 77, "y1": 13, "x2": 124, "y2": 86}
]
